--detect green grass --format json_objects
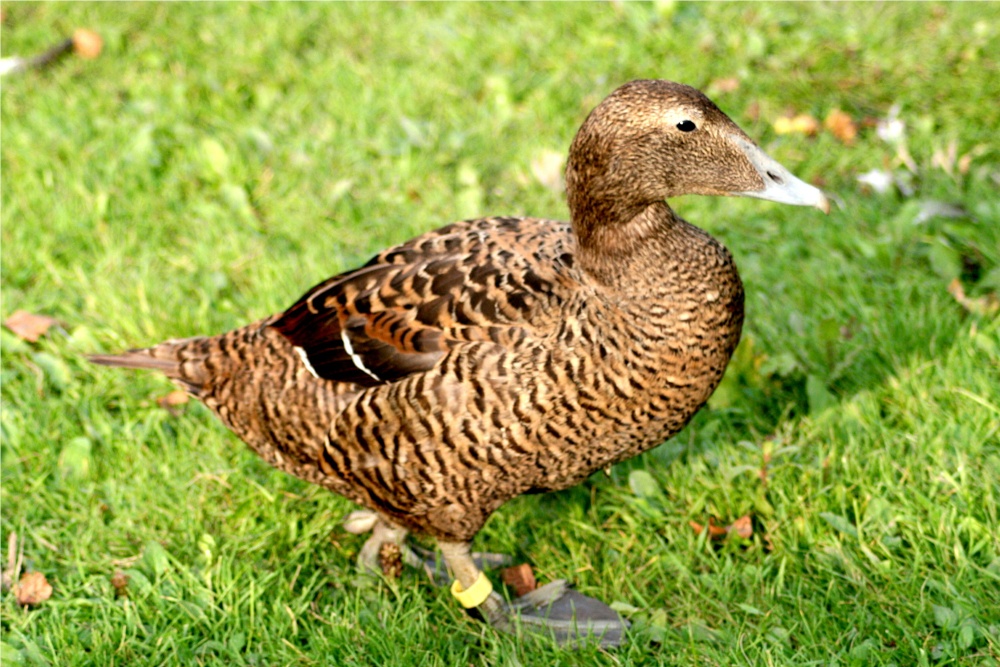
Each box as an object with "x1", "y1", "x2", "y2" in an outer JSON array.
[{"x1": 2, "y1": 2, "x2": 999, "y2": 665}]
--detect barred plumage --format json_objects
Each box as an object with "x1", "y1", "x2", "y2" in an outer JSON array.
[{"x1": 91, "y1": 80, "x2": 829, "y2": 644}]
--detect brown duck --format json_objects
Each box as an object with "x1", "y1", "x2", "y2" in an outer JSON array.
[{"x1": 92, "y1": 79, "x2": 828, "y2": 646}]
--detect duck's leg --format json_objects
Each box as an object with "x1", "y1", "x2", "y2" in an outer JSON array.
[
  {"x1": 344, "y1": 510, "x2": 511, "y2": 582},
  {"x1": 438, "y1": 540, "x2": 628, "y2": 648},
  {"x1": 344, "y1": 510, "x2": 428, "y2": 574}
]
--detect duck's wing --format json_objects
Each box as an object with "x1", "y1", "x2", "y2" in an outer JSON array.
[{"x1": 270, "y1": 217, "x2": 577, "y2": 387}]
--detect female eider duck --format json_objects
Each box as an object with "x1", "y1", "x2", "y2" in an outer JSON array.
[{"x1": 92, "y1": 79, "x2": 829, "y2": 647}]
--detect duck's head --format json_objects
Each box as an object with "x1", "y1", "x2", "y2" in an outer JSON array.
[{"x1": 565, "y1": 79, "x2": 830, "y2": 234}]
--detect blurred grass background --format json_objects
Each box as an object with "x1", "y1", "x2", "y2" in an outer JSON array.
[{"x1": 2, "y1": 3, "x2": 998, "y2": 665}]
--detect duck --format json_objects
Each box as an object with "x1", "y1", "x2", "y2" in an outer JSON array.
[{"x1": 91, "y1": 79, "x2": 829, "y2": 647}]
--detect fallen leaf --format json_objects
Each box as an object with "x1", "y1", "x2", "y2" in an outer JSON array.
[
  {"x1": 948, "y1": 279, "x2": 999, "y2": 317},
  {"x1": 824, "y1": 109, "x2": 857, "y2": 144},
  {"x1": 501, "y1": 563, "x2": 536, "y2": 597},
  {"x1": 691, "y1": 515, "x2": 754, "y2": 542},
  {"x1": 728, "y1": 515, "x2": 753, "y2": 539},
  {"x1": 530, "y1": 149, "x2": 564, "y2": 193},
  {"x1": 4, "y1": 310, "x2": 57, "y2": 342},
  {"x1": 111, "y1": 569, "x2": 129, "y2": 597},
  {"x1": 707, "y1": 77, "x2": 740, "y2": 95},
  {"x1": 157, "y1": 390, "x2": 189, "y2": 416},
  {"x1": 14, "y1": 571, "x2": 52, "y2": 607},
  {"x1": 72, "y1": 29, "x2": 103, "y2": 59},
  {"x1": 689, "y1": 518, "x2": 728, "y2": 541},
  {"x1": 774, "y1": 114, "x2": 819, "y2": 137}
]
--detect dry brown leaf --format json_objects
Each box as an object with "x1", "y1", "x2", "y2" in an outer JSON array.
[
  {"x1": 157, "y1": 390, "x2": 190, "y2": 416},
  {"x1": 728, "y1": 515, "x2": 753, "y2": 539},
  {"x1": 111, "y1": 569, "x2": 129, "y2": 597},
  {"x1": 789, "y1": 114, "x2": 820, "y2": 136},
  {"x1": 14, "y1": 571, "x2": 53, "y2": 607},
  {"x1": 824, "y1": 109, "x2": 857, "y2": 145},
  {"x1": 708, "y1": 77, "x2": 740, "y2": 94},
  {"x1": 774, "y1": 114, "x2": 820, "y2": 137},
  {"x1": 948, "y1": 279, "x2": 999, "y2": 317},
  {"x1": 4, "y1": 310, "x2": 58, "y2": 342},
  {"x1": 501, "y1": 563, "x2": 537, "y2": 597},
  {"x1": 72, "y1": 29, "x2": 103, "y2": 59},
  {"x1": 691, "y1": 515, "x2": 754, "y2": 542},
  {"x1": 689, "y1": 518, "x2": 728, "y2": 541}
]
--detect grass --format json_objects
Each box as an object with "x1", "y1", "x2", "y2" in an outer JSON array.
[{"x1": 2, "y1": 2, "x2": 999, "y2": 665}]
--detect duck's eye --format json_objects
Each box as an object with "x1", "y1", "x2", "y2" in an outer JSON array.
[{"x1": 676, "y1": 120, "x2": 697, "y2": 132}]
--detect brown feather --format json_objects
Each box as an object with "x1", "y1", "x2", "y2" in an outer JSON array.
[{"x1": 90, "y1": 80, "x2": 827, "y2": 548}]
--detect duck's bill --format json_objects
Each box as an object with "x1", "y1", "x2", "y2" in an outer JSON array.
[{"x1": 731, "y1": 137, "x2": 831, "y2": 214}]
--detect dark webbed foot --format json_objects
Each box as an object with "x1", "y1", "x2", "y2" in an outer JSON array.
[
  {"x1": 441, "y1": 542, "x2": 628, "y2": 648},
  {"x1": 345, "y1": 511, "x2": 627, "y2": 647}
]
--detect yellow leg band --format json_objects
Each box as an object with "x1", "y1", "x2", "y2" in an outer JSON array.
[{"x1": 450, "y1": 571, "x2": 493, "y2": 609}]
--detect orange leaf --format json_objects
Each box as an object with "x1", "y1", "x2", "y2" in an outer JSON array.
[
  {"x1": 708, "y1": 77, "x2": 740, "y2": 94},
  {"x1": 947, "y1": 279, "x2": 999, "y2": 317},
  {"x1": 72, "y1": 29, "x2": 103, "y2": 59},
  {"x1": 4, "y1": 310, "x2": 57, "y2": 342},
  {"x1": 824, "y1": 109, "x2": 857, "y2": 145},
  {"x1": 14, "y1": 571, "x2": 53, "y2": 607},
  {"x1": 774, "y1": 114, "x2": 819, "y2": 137},
  {"x1": 157, "y1": 390, "x2": 190, "y2": 416},
  {"x1": 501, "y1": 563, "x2": 537, "y2": 597},
  {"x1": 690, "y1": 518, "x2": 728, "y2": 541},
  {"x1": 728, "y1": 515, "x2": 753, "y2": 539}
]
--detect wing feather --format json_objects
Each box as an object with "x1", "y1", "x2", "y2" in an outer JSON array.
[{"x1": 271, "y1": 217, "x2": 576, "y2": 386}]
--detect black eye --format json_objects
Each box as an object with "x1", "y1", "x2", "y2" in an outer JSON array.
[{"x1": 676, "y1": 120, "x2": 696, "y2": 132}]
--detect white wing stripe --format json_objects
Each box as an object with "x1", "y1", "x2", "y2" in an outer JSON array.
[
  {"x1": 340, "y1": 330, "x2": 382, "y2": 382},
  {"x1": 294, "y1": 346, "x2": 321, "y2": 379}
]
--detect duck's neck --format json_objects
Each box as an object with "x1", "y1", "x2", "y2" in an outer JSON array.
[{"x1": 570, "y1": 197, "x2": 684, "y2": 285}]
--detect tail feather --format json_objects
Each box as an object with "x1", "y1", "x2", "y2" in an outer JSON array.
[
  {"x1": 89, "y1": 351, "x2": 182, "y2": 375},
  {"x1": 89, "y1": 338, "x2": 210, "y2": 395},
  {"x1": 90, "y1": 321, "x2": 275, "y2": 397}
]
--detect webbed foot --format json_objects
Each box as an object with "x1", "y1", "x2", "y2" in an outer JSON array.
[{"x1": 440, "y1": 542, "x2": 628, "y2": 648}]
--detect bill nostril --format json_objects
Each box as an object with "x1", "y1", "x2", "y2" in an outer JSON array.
[{"x1": 766, "y1": 171, "x2": 784, "y2": 185}]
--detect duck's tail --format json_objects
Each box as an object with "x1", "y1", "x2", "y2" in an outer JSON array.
[{"x1": 89, "y1": 337, "x2": 211, "y2": 396}]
